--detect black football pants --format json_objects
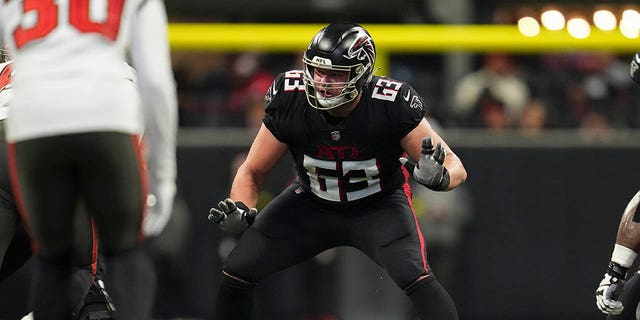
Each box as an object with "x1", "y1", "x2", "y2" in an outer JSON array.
[
  {"x1": 218, "y1": 183, "x2": 459, "y2": 319},
  {"x1": 607, "y1": 272, "x2": 640, "y2": 320},
  {"x1": 0, "y1": 121, "x2": 105, "y2": 317},
  {"x1": 8, "y1": 131, "x2": 149, "y2": 320}
]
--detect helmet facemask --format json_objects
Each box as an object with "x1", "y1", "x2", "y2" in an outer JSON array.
[{"x1": 303, "y1": 57, "x2": 367, "y2": 110}]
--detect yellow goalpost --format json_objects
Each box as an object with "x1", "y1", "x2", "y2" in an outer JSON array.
[{"x1": 168, "y1": 23, "x2": 639, "y2": 76}]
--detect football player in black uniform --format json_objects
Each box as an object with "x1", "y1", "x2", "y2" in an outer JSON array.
[
  {"x1": 209, "y1": 23, "x2": 467, "y2": 319},
  {"x1": 596, "y1": 52, "x2": 640, "y2": 320}
]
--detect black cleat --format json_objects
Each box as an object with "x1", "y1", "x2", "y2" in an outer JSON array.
[{"x1": 74, "y1": 279, "x2": 117, "y2": 320}]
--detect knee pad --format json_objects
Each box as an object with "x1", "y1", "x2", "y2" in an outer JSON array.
[{"x1": 404, "y1": 274, "x2": 435, "y2": 295}]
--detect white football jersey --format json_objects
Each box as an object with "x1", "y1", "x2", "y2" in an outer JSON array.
[
  {"x1": 0, "y1": 60, "x2": 137, "y2": 122},
  {"x1": 0, "y1": 0, "x2": 163, "y2": 142},
  {"x1": 0, "y1": 0, "x2": 177, "y2": 237},
  {"x1": 0, "y1": 61, "x2": 13, "y2": 121}
]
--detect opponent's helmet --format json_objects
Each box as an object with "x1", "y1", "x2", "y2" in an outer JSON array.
[
  {"x1": 303, "y1": 23, "x2": 376, "y2": 110},
  {"x1": 0, "y1": 45, "x2": 9, "y2": 63}
]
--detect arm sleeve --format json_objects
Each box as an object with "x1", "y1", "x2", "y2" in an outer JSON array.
[{"x1": 128, "y1": 0, "x2": 178, "y2": 228}]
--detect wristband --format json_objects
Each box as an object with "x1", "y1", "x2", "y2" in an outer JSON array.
[
  {"x1": 608, "y1": 261, "x2": 629, "y2": 280},
  {"x1": 612, "y1": 243, "x2": 638, "y2": 268}
]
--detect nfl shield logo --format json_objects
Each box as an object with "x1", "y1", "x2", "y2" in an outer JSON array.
[{"x1": 331, "y1": 130, "x2": 341, "y2": 141}]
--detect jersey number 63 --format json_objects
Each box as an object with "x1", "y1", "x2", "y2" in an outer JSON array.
[{"x1": 304, "y1": 155, "x2": 382, "y2": 202}]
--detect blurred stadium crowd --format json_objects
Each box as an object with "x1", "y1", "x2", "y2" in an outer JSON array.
[
  {"x1": 165, "y1": 1, "x2": 640, "y2": 319},
  {"x1": 173, "y1": 50, "x2": 640, "y2": 135},
  {"x1": 166, "y1": 0, "x2": 640, "y2": 140}
]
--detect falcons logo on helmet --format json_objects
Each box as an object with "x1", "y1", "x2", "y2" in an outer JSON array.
[{"x1": 344, "y1": 30, "x2": 375, "y2": 67}]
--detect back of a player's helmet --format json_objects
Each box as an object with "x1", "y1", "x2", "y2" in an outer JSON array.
[
  {"x1": 303, "y1": 23, "x2": 376, "y2": 110},
  {"x1": 0, "y1": 44, "x2": 9, "y2": 63}
]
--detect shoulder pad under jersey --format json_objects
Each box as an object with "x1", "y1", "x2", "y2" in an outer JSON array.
[{"x1": 265, "y1": 69, "x2": 305, "y2": 107}]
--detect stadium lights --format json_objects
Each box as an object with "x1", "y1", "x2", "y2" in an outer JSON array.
[
  {"x1": 566, "y1": 17, "x2": 591, "y2": 39},
  {"x1": 518, "y1": 5, "x2": 640, "y2": 39},
  {"x1": 593, "y1": 10, "x2": 617, "y2": 31},
  {"x1": 517, "y1": 17, "x2": 540, "y2": 37},
  {"x1": 620, "y1": 9, "x2": 640, "y2": 39},
  {"x1": 540, "y1": 9, "x2": 565, "y2": 31}
]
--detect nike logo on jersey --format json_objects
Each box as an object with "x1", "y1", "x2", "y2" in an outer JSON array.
[
  {"x1": 272, "y1": 85, "x2": 278, "y2": 95},
  {"x1": 403, "y1": 90, "x2": 411, "y2": 101}
]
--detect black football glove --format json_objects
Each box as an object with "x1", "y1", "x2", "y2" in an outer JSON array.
[
  {"x1": 400, "y1": 137, "x2": 450, "y2": 191},
  {"x1": 595, "y1": 261, "x2": 628, "y2": 315},
  {"x1": 630, "y1": 52, "x2": 640, "y2": 84},
  {"x1": 208, "y1": 198, "x2": 258, "y2": 234}
]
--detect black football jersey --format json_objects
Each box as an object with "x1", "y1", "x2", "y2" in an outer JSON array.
[{"x1": 263, "y1": 70, "x2": 425, "y2": 204}]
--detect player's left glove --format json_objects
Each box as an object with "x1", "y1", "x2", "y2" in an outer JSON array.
[
  {"x1": 631, "y1": 52, "x2": 640, "y2": 84},
  {"x1": 400, "y1": 137, "x2": 450, "y2": 191},
  {"x1": 595, "y1": 261, "x2": 628, "y2": 315},
  {"x1": 208, "y1": 198, "x2": 258, "y2": 234}
]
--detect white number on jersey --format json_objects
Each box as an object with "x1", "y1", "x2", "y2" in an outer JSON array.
[
  {"x1": 303, "y1": 154, "x2": 382, "y2": 202},
  {"x1": 284, "y1": 70, "x2": 304, "y2": 92},
  {"x1": 10, "y1": 0, "x2": 126, "y2": 48},
  {"x1": 371, "y1": 78, "x2": 403, "y2": 101}
]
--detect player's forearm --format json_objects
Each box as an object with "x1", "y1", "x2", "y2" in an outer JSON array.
[
  {"x1": 143, "y1": 102, "x2": 177, "y2": 185},
  {"x1": 443, "y1": 153, "x2": 467, "y2": 190},
  {"x1": 616, "y1": 191, "x2": 640, "y2": 251},
  {"x1": 609, "y1": 191, "x2": 640, "y2": 268},
  {"x1": 617, "y1": 221, "x2": 640, "y2": 251},
  {"x1": 229, "y1": 165, "x2": 264, "y2": 209}
]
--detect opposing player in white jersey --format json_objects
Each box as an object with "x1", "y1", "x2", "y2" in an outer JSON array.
[
  {"x1": 0, "y1": 58, "x2": 117, "y2": 320},
  {"x1": 0, "y1": 1, "x2": 178, "y2": 319}
]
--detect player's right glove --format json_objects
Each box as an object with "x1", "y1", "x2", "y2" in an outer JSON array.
[
  {"x1": 400, "y1": 137, "x2": 450, "y2": 191},
  {"x1": 208, "y1": 198, "x2": 258, "y2": 234},
  {"x1": 595, "y1": 261, "x2": 628, "y2": 315},
  {"x1": 630, "y1": 52, "x2": 640, "y2": 84}
]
